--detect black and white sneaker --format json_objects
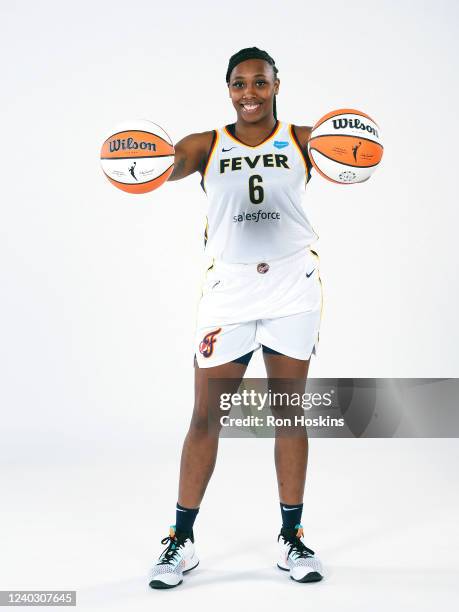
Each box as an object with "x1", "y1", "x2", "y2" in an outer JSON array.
[
  {"x1": 149, "y1": 526, "x2": 199, "y2": 589},
  {"x1": 277, "y1": 525, "x2": 323, "y2": 582}
]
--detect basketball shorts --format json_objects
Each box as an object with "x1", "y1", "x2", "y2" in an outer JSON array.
[{"x1": 194, "y1": 247, "x2": 323, "y2": 368}]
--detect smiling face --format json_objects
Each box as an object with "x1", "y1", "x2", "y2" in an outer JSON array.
[{"x1": 228, "y1": 58, "x2": 280, "y2": 123}]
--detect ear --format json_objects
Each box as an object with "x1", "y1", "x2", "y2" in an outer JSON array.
[{"x1": 274, "y1": 78, "x2": 280, "y2": 95}]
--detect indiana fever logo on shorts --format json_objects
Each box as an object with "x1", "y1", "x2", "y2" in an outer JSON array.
[{"x1": 199, "y1": 328, "x2": 222, "y2": 358}]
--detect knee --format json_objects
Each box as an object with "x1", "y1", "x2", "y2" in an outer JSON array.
[
  {"x1": 189, "y1": 413, "x2": 209, "y2": 434},
  {"x1": 188, "y1": 402, "x2": 221, "y2": 437}
]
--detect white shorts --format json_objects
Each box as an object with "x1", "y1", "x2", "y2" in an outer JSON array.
[{"x1": 194, "y1": 247, "x2": 323, "y2": 368}]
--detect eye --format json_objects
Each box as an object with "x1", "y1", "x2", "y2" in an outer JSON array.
[
  {"x1": 256, "y1": 80, "x2": 267, "y2": 86},
  {"x1": 232, "y1": 81, "x2": 244, "y2": 88}
]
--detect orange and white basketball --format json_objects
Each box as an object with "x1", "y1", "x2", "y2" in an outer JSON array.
[
  {"x1": 100, "y1": 120, "x2": 175, "y2": 194},
  {"x1": 308, "y1": 109, "x2": 383, "y2": 184}
]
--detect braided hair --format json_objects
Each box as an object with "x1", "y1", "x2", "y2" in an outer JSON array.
[{"x1": 226, "y1": 47, "x2": 279, "y2": 119}]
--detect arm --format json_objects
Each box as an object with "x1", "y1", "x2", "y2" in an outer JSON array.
[
  {"x1": 292, "y1": 125, "x2": 312, "y2": 150},
  {"x1": 168, "y1": 131, "x2": 215, "y2": 181}
]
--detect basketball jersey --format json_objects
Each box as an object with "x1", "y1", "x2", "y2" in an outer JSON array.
[{"x1": 201, "y1": 120, "x2": 318, "y2": 263}]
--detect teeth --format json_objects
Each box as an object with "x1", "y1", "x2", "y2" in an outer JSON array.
[{"x1": 243, "y1": 104, "x2": 260, "y2": 111}]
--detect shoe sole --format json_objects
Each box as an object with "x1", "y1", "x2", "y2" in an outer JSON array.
[
  {"x1": 149, "y1": 561, "x2": 199, "y2": 590},
  {"x1": 277, "y1": 564, "x2": 323, "y2": 583}
]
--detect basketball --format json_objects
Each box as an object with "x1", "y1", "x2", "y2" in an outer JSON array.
[
  {"x1": 100, "y1": 119, "x2": 175, "y2": 194},
  {"x1": 308, "y1": 109, "x2": 383, "y2": 184}
]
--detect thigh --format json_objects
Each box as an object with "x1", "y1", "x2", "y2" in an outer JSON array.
[
  {"x1": 259, "y1": 310, "x2": 317, "y2": 419},
  {"x1": 192, "y1": 358, "x2": 248, "y2": 433},
  {"x1": 262, "y1": 350, "x2": 311, "y2": 379},
  {"x1": 262, "y1": 351, "x2": 310, "y2": 437}
]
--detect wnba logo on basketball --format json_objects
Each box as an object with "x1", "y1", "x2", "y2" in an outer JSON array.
[
  {"x1": 332, "y1": 118, "x2": 379, "y2": 138},
  {"x1": 109, "y1": 137, "x2": 157, "y2": 152},
  {"x1": 199, "y1": 328, "x2": 222, "y2": 358}
]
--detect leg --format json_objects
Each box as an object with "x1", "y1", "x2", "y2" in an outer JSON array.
[
  {"x1": 263, "y1": 351, "x2": 311, "y2": 505},
  {"x1": 149, "y1": 353, "x2": 251, "y2": 590},
  {"x1": 264, "y1": 351, "x2": 324, "y2": 584},
  {"x1": 178, "y1": 357, "x2": 248, "y2": 508}
]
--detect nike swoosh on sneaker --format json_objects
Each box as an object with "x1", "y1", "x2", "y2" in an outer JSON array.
[
  {"x1": 222, "y1": 147, "x2": 236, "y2": 152},
  {"x1": 306, "y1": 269, "x2": 315, "y2": 278},
  {"x1": 282, "y1": 506, "x2": 300, "y2": 511}
]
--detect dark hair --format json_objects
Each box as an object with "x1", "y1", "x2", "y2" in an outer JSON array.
[{"x1": 226, "y1": 47, "x2": 279, "y2": 119}]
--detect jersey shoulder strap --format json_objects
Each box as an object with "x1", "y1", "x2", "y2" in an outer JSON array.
[
  {"x1": 289, "y1": 124, "x2": 312, "y2": 181},
  {"x1": 200, "y1": 130, "x2": 219, "y2": 190}
]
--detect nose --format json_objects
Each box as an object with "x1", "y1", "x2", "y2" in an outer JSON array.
[{"x1": 243, "y1": 82, "x2": 257, "y2": 98}]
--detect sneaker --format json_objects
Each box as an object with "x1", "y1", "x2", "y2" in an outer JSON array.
[
  {"x1": 277, "y1": 524, "x2": 323, "y2": 582},
  {"x1": 149, "y1": 525, "x2": 199, "y2": 589}
]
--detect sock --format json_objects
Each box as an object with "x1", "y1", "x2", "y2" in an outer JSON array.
[
  {"x1": 280, "y1": 502, "x2": 303, "y2": 530},
  {"x1": 175, "y1": 502, "x2": 199, "y2": 534}
]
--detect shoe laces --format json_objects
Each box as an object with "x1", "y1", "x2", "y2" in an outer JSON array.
[
  {"x1": 284, "y1": 524, "x2": 315, "y2": 559},
  {"x1": 158, "y1": 526, "x2": 187, "y2": 565}
]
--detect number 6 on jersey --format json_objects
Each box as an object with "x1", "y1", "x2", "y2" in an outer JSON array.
[{"x1": 249, "y1": 174, "x2": 264, "y2": 204}]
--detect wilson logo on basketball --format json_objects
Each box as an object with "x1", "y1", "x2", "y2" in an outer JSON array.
[
  {"x1": 109, "y1": 137, "x2": 157, "y2": 152},
  {"x1": 332, "y1": 118, "x2": 379, "y2": 138},
  {"x1": 199, "y1": 328, "x2": 222, "y2": 358}
]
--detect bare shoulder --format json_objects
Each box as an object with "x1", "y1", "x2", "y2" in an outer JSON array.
[{"x1": 291, "y1": 125, "x2": 312, "y2": 149}]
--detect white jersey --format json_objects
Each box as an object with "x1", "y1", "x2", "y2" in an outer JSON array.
[{"x1": 201, "y1": 120, "x2": 318, "y2": 263}]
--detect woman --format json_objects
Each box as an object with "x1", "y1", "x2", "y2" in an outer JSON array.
[{"x1": 149, "y1": 47, "x2": 324, "y2": 589}]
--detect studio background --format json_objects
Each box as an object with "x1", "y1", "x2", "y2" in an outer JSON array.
[{"x1": 1, "y1": 1, "x2": 458, "y2": 610}]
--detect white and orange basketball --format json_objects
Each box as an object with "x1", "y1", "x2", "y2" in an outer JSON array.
[
  {"x1": 308, "y1": 109, "x2": 383, "y2": 184},
  {"x1": 100, "y1": 120, "x2": 175, "y2": 194}
]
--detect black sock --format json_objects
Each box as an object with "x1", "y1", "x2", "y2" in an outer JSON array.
[
  {"x1": 280, "y1": 502, "x2": 303, "y2": 530},
  {"x1": 175, "y1": 502, "x2": 199, "y2": 534}
]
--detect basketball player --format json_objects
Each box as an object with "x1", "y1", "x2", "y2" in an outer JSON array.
[{"x1": 149, "y1": 47, "x2": 324, "y2": 588}]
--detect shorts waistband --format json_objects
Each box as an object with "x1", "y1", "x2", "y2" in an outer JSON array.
[{"x1": 210, "y1": 247, "x2": 318, "y2": 278}]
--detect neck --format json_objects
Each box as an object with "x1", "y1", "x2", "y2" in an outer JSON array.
[{"x1": 234, "y1": 115, "x2": 277, "y2": 145}]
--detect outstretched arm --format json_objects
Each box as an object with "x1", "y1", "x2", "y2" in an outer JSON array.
[
  {"x1": 292, "y1": 125, "x2": 312, "y2": 150},
  {"x1": 168, "y1": 131, "x2": 215, "y2": 181}
]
